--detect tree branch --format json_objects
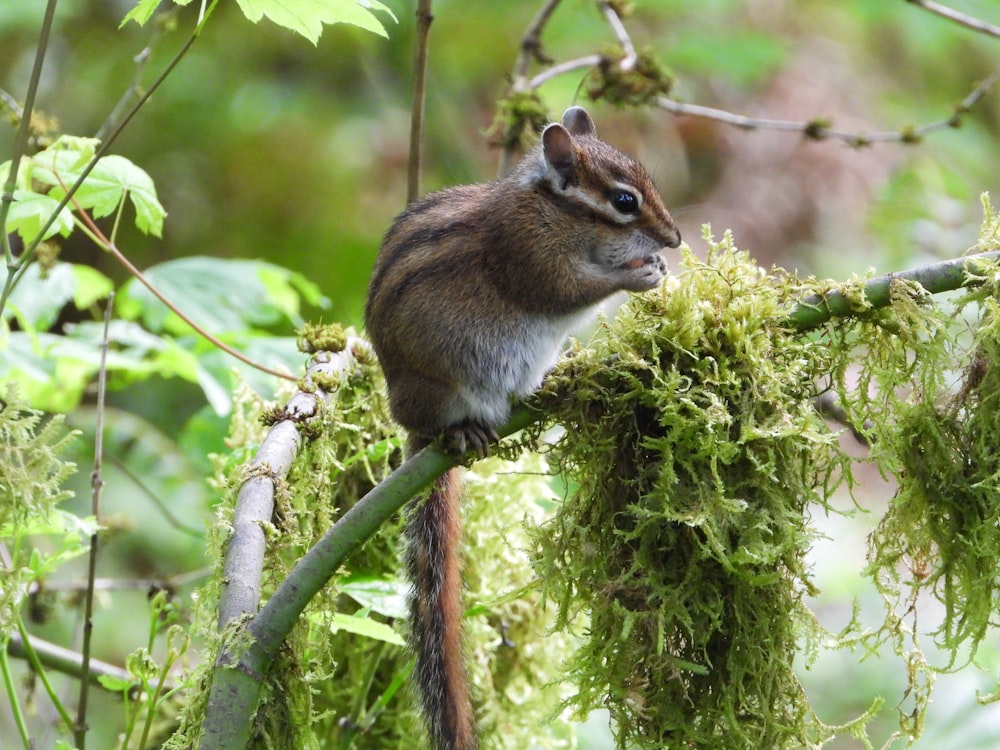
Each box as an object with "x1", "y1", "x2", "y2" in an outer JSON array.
[
  {"x1": 906, "y1": 0, "x2": 1000, "y2": 39},
  {"x1": 74, "y1": 293, "x2": 114, "y2": 748},
  {"x1": 200, "y1": 249, "x2": 1000, "y2": 748},
  {"x1": 655, "y1": 62, "x2": 1000, "y2": 146},
  {"x1": 786, "y1": 250, "x2": 1000, "y2": 330},
  {"x1": 1, "y1": 0, "x2": 58, "y2": 267},
  {"x1": 215, "y1": 346, "x2": 367, "y2": 629},
  {"x1": 7, "y1": 632, "x2": 153, "y2": 691},
  {"x1": 499, "y1": 0, "x2": 1000, "y2": 152},
  {"x1": 513, "y1": 0, "x2": 562, "y2": 81}
]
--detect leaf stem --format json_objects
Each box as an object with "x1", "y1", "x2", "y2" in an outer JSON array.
[{"x1": 15, "y1": 617, "x2": 75, "y2": 733}]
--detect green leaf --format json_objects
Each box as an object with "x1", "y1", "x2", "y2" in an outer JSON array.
[
  {"x1": 5, "y1": 263, "x2": 74, "y2": 331},
  {"x1": 48, "y1": 155, "x2": 166, "y2": 237},
  {"x1": 30, "y1": 143, "x2": 166, "y2": 238},
  {"x1": 71, "y1": 264, "x2": 115, "y2": 310},
  {"x1": 233, "y1": 0, "x2": 395, "y2": 44},
  {"x1": 6, "y1": 189, "x2": 74, "y2": 241},
  {"x1": 2, "y1": 262, "x2": 112, "y2": 331},
  {"x1": 31, "y1": 136, "x2": 99, "y2": 175},
  {"x1": 329, "y1": 612, "x2": 405, "y2": 646},
  {"x1": 117, "y1": 256, "x2": 330, "y2": 335},
  {"x1": 340, "y1": 576, "x2": 409, "y2": 620},
  {"x1": 97, "y1": 674, "x2": 135, "y2": 692},
  {"x1": 119, "y1": 0, "x2": 164, "y2": 27}
]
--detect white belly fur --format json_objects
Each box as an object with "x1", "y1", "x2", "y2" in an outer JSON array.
[{"x1": 452, "y1": 308, "x2": 596, "y2": 427}]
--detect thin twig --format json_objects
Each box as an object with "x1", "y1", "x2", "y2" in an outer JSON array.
[
  {"x1": 28, "y1": 568, "x2": 211, "y2": 595},
  {"x1": 598, "y1": 0, "x2": 636, "y2": 70},
  {"x1": 906, "y1": 0, "x2": 1000, "y2": 39},
  {"x1": 0, "y1": 87, "x2": 25, "y2": 120},
  {"x1": 94, "y1": 29, "x2": 159, "y2": 142},
  {"x1": 108, "y1": 452, "x2": 206, "y2": 537},
  {"x1": 15, "y1": 618, "x2": 75, "y2": 732},
  {"x1": 1, "y1": 0, "x2": 58, "y2": 267},
  {"x1": 74, "y1": 292, "x2": 113, "y2": 748},
  {"x1": 513, "y1": 0, "x2": 561, "y2": 81},
  {"x1": 500, "y1": 0, "x2": 1000, "y2": 153},
  {"x1": 0, "y1": 639, "x2": 31, "y2": 748},
  {"x1": 655, "y1": 63, "x2": 1000, "y2": 145},
  {"x1": 813, "y1": 391, "x2": 872, "y2": 446},
  {"x1": 526, "y1": 54, "x2": 603, "y2": 92},
  {"x1": 407, "y1": 0, "x2": 434, "y2": 203}
]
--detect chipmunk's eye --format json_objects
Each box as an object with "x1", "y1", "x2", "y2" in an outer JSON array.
[{"x1": 611, "y1": 189, "x2": 639, "y2": 214}]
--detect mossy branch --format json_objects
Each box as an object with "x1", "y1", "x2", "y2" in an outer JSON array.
[
  {"x1": 202, "y1": 251, "x2": 996, "y2": 748},
  {"x1": 786, "y1": 250, "x2": 1000, "y2": 330},
  {"x1": 201, "y1": 395, "x2": 538, "y2": 748}
]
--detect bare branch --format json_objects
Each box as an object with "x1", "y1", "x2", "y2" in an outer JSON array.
[
  {"x1": 502, "y1": 0, "x2": 1000, "y2": 152},
  {"x1": 513, "y1": 0, "x2": 562, "y2": 82},
  {"x1": 525, "y1": 54, "x2": 603, "y2": 92},
  {"x1": 655, "y1": 60, "x2": 1000, "y2": 145},
  {"x1": 1, "y1": 0, "x2": 57, "y2": 269},
  {"x1": 598, "y1": 0, "x2": 636, "y2": 70},
  {"x1": 7, "y1": 632, "x2": 152, "y2": 691},
  {"x1": 216, "y1": 344, "x2": 369, "y2": 628},
  {"x1": 907, "y1": 0, "x2": 1000, "y2": 39}
]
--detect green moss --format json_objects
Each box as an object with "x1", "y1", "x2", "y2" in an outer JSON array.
[
  {"x1": 868, "y1": 272, "x2": 1000, "y2": 661},
  {"x1": 529, "y1": 215, "x2": 1000, "y2": 748},
  {"x1": 532, "y1": 233, "x2": 849, "y2": 748},
  {"x1": 0, "y1": 383, "x2": 77, "y2": 633},
  {"x1": 586, "y1": 46, "x2": 674, "y2": 108},
  {"x1": 488, "y1": 92, "x2": 551, "y2": 153}
]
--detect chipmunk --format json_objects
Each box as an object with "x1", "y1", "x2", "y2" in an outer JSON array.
[{"x1": 365, "y1": 106, "x2": 681, "y2": 750}]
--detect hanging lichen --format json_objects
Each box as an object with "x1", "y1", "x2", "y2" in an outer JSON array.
[{"x1": 864, "y1": 201, "x2": 1000, "y2": 668}]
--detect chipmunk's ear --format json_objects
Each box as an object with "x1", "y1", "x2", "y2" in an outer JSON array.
[
  {"x1": 542, "y1": 123, "x2": 578, "y2": 188},
  {"x1": 561, "y1": 106, "x2": 597, "y2": 137}
]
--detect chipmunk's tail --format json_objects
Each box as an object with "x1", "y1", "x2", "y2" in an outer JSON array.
[{"x1": 405, "y1": 459, "x2": 477, "y2": 750}]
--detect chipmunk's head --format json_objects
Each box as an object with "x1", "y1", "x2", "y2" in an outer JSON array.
[{"x1": 536, "y1": 106, "x2": 681, "y2": 292}]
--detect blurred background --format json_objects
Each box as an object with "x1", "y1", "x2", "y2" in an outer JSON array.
[{"x1": 3, "y1": 0, "x2": 1000, "y2": 747}]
